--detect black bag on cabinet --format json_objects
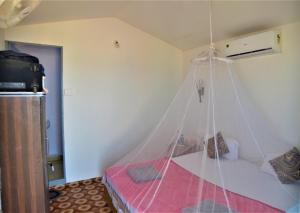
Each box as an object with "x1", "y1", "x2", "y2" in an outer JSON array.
[{"x1": 0, "y1": 50, "x2": 45, "y2": 92}]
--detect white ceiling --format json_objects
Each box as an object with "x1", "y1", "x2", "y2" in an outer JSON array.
[{"x1": 20, "y1": 0, "x2": 300, "y2": 50}]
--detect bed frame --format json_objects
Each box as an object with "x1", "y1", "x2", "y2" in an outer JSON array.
[{"x1": 103, "y1": 176, "x2": 131, "y2": 213}]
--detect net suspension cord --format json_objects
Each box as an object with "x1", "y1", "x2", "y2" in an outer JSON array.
[
  {"x1": 131, "y1": 64, "x2": 201, "y2": 204},
  {"x1": 138, "y1": 68, "x2": 199, "y2": 211},
  {"x1": 209, "y1": 56, "x2": 231, "y2": 212},
  {"x1": 207, "y1": 0, "x2": 232, "y2": 211},
  {"x1": 209, "y1": 0, "x2": 213, "y2": 48},
  {"x1": 227, "y1": 64, "x2": 299, "y2": 201},
  {"x1": 226, "y1": 63, "x2": 265, "y2": 159},
  {"x1": 197, "y1": 63, "x2": 212, "y2": 205},
  {"x1": 110, "y1": 67, "x2": 194, "y2": 178}
]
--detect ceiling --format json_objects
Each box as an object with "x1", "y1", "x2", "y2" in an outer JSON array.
[{"x1": 19, "y1": 0, "x2": 300, "y2": 50}]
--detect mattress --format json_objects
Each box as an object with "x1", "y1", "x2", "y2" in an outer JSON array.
[
  {"x1": 104, "y1": 152, "x2": 300, "y2": 212},
  {"x1": 172, "y1": 152, "x2": 300, "y2": 211}
]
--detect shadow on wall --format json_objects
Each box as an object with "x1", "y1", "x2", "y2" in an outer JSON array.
[{"x1": 101, "y1": 80, "x2": 178, "y2": 172}]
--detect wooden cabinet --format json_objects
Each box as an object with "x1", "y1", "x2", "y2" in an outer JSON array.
[{"x1": 0, "y1": 94, "x2": 49, "y2": 213}]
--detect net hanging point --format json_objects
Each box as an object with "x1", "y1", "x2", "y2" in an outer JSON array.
[{"x1": 209, "y1": 43, "x2": 216, "y2": 57}]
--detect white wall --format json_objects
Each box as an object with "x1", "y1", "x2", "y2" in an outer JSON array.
[
  {"x1": 0, "y1": 29, "x2": 4, "y2": 50},
  {"x1": 5, "y1": 18, "x2": 183, "y2": 182},
  {"x1": 183, "y1": 22, "x2": 300, "y2": 148},
  {"x1": 5, "y1": 17, "x2": 299, "y2": 181}
]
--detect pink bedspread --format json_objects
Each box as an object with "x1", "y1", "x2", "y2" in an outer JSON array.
[{"x1": 105, "y1": 159, "x2": 283, "y2": 213}]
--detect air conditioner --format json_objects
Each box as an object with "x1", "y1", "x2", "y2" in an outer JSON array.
[{"x1": 224, "y1": 30, "x2": 281, "y2": 59}]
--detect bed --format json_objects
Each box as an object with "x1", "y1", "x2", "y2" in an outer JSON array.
[{"x1": 103, "y1": 151, "x2": 300, "y2": 212}]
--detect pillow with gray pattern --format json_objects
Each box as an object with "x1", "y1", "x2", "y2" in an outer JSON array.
[
  {"x1": 207, "y1": 132, "x2": 229, "y2": 159},
  {"x1": 269, "y1": 147, "x2": 300, "y2": 184}
]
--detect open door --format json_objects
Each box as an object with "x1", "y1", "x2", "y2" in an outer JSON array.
[{"x1": 7, "y1": 41, "x2": 65, "y2": 185}]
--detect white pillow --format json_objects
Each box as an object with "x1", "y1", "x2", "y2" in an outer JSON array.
[
  {"x1": 260, "y1": 153, "x2": 279, "y2": 177},
  {"x1": 223, "y1": 138, "x2": 239, "y2": 160}
]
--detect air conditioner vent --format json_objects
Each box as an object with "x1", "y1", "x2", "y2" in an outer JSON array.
[{"x1": 224, "y1": 31, "x2": 281, "y2": 59}]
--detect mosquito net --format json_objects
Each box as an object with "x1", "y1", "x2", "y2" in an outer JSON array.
[{"x1": 103, "y1": 49, "x2": 300, "y2": 213}]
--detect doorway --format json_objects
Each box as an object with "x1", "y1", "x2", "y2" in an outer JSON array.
[{"x1": 6, "y1": 41, "x2": 65, "y2": 185}]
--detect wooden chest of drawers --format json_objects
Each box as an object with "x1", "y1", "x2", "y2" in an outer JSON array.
[{"x1": 0, "y1": 94, "x2": 49, "y2": 213}]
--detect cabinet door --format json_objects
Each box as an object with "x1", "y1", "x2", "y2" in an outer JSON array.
[{"x1": 0, "y1": 96, "x2": 49, "y2": 213}]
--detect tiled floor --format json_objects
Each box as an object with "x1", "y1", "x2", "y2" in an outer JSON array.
[{"x1": 49, "y1": 177, "x2": 117, "y2": 213}]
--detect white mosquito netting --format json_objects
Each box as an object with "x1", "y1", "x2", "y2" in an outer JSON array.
[{"x1": 103, "y1": 49, "x2": 300, "y2": 213}]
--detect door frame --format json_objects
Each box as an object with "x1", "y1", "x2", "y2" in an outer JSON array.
[{"x1": 5, "y1": 40, "x2": 66, "y2": 182}]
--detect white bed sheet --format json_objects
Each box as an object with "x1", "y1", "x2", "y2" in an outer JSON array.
[{"x1": 173, "y1": 151, "x2": 300, "y2": 211}]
